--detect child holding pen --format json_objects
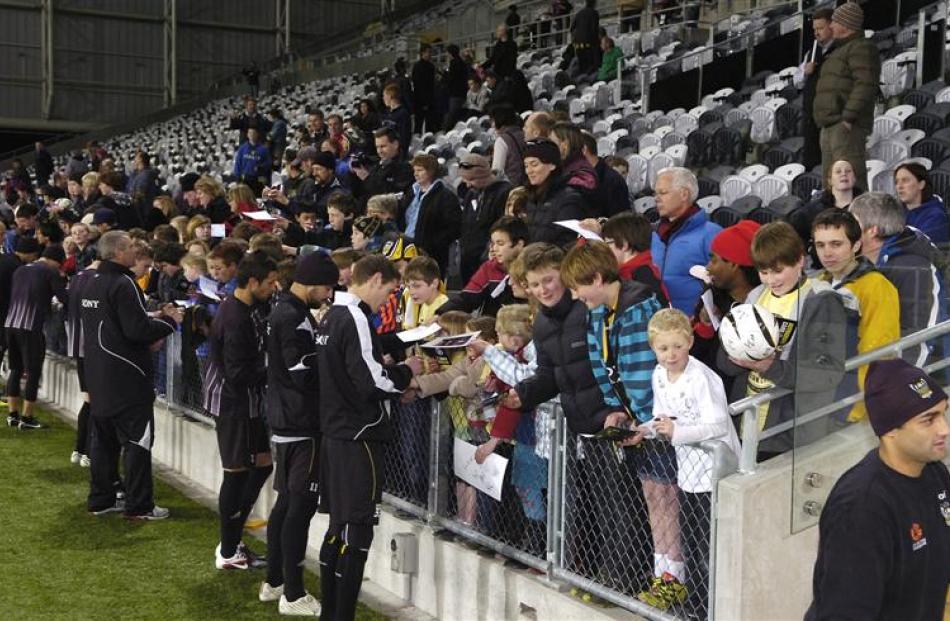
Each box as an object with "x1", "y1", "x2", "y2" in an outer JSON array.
[{"x1": 640, "y1": 308, "x2": 741, "y2": 614}]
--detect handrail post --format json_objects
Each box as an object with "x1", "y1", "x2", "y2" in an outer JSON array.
[
  {"x1": 738, "y1": 405, "x2": 759, "y2": 473},
  {"x1": 701, "y1": 439, "x2": 739, "y2": 621}
]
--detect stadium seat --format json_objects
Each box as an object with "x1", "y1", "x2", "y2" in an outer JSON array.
[
  {"x1": 720, "y1": 175, "x2": 754, "y2": 204},
  {"x1": 869, "y1": 139, "x2": 909, "y2": 165},
  {"x1": 755, "y1": 174, "x2": 789, "y2": 205},
  {"x1": 911, "y1": 138, "x2": 950, "y2": 164},
  {"x1": 886, "y1": 104, "x2": 916, "y2": 124},
  {"x1": 712, "y1": 125, "x2": 746, "y2": 167},
  {"x1": 739, "y1": 164, "x2": 769, "y2": 183},
  {"x1": 928, "y1": 168, "x2": 950, "y2": 200},
  {"x1": 773, "y1": 163, "x2": 806, "y2": 185},
  {"x1": 697, "y1": 195, "x2": 723, "y2": 214},
  {"x1": 791, "y1": 171, "x2": 823, "y2": 201},
  {"x1": 766, "y1": 194, "x2": 805, "y2": 220},
  {"x1": 712, "y1": 195, "x2": 761, "y2": 227},
  {"x1": 626, "y1": 154, "x2": 648, "y2": 195},
  {"x1": 633, "y1": 195, "x2": 656, "y2": 215},
  {"x1": 873, "y1": 115, "x2": 903, "y2": 142},
  {"x1": 865, "y1": 159, "x2": 888, "y2": 191}
]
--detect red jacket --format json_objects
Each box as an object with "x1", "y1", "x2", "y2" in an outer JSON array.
[{"x1": 619, "y1": 251, "x2": 670, "y2": 307}]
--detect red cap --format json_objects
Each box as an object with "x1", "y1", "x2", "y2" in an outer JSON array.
[{"x1": 710, "y1": 220, "x2": 761, "y2": 267}]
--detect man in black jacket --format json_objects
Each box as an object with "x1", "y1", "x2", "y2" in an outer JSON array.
[
  {"x1": 80, "y1": 230, "x2": 179, "y2": 519},
  {"x1": 34, "y1": 141, "x2": 54, "y2": 186},
  {"x1": 260, "y1": 253, "x2": 339, "y2": 616},
  {"x1": 799, "y1": 8, "x2": 835, "y2": 171},
  {"x1": 484, "y1": 24, "x2": 518, "y2": 79},
  {"x1": 581, "y1": 131, "x2": 630, "y2": 217},
  {"x1": 229, "y1": 96, "x2": 272, "y2": 144},
  {"x1": 0, "y1": 237, "x2": 39, "y2": 421},
  {"x1": 204, "y1": 251, "x2": 278, "y2": 571},
  {"x1": 316, "y1": 255, "x2": 423, "y2": 621},
  {"x1": 350, "y1": 127, "x2": 413, "y2": 213},
  {"x1": 411, "y1": 44, "x2": 437, "y2": 135},
  {"x1": 571, "y1": 0, "x2": 600, "y2": 76},
  {"x1": 457, "y1": 154, "x2": 512, "y2": 283}
]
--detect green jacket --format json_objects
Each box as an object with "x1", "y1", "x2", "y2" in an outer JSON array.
[
  {"x1": 597, "y1": 47, "x2": 624, "y2": 82},
  {"x1": 812, "y1": 33, "x2": 881, "y2": 130}
]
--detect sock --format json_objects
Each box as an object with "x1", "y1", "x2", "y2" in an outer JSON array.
[
  {"x1": 76, "y1": 402, "x2": 90, "y2": 453},
  {"x1": 654, "y1": 553, "x2": 664, "y2": 578},
  {"x1": 238, "y1": 464, "x2": 273, "y2": 523},
  {"x1": 667, "y1": 559, "x2": 685, "y2": 583},
  {"x1": 335, "y1": 545, "x2": 369, "y2": 621},
  {"x1": 265, "y1": 494, "x2": 289, "y2": 588},
  {"x1": 282, "y1": 495, "x2": 319, "y2": 601},
  {"x1": 319, "y1": 530, "x2": 343, "y2": 619},
  {"x1": 219, "y1": 470, "x2": 250, "y2": 558}
]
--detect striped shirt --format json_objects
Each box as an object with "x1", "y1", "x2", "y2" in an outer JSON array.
[
  {"x1": 202, "y1": 294, "x2": 268, "y2": 418},
  {"x1": 4, "y1": 260, "x2": 67, "y2": 333}
]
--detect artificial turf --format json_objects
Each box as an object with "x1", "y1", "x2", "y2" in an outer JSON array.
[{"x1": 0, "y1": 409, "x2": 385, "y2": 620}]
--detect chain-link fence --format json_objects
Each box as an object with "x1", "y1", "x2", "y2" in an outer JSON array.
[{"x1": 149, "y1": 330, "x2": 731, "y2": 620}]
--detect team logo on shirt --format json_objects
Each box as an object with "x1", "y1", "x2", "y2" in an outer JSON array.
[
  {"x1": 909, "y1": 378, "x2": 933, "y2": 399},
  {"x1": 909, "y1": 523, "x2": 927, "y2": 551},
  {"x1": 938, "y1": 491, "x2": 950, "y2": 526}
]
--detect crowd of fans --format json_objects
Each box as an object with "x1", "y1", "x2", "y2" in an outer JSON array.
[{"x1": 0, "y1": 1, "x2": 948, "y2": 619}]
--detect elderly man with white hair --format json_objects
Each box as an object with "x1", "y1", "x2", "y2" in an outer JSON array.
[
  {"x1": 850, "y1": 191, "x2": 949, "y2": 367},
  {"x1": 650, "y1": 167, "x2": 722, "y2": 313}
]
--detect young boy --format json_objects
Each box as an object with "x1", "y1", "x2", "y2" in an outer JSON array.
[
  {"x1": 314, "y1": 192, "x2": 355, "y2": 251},
  {"x1": 601, "y1": 211, "x2": 669, "y2": 305},
  {"x1": 329, "y1": 247, "x2": 364, "y2": 290},
  {"x1": 560, "y1": 241, "x2": 681, "y2": 601},
  {"x1": 206, "y1": 241, "x2": 243, "y2": 298},
  {"x1": 723, "y1": 221, "x2": 850, "y2": 459},
  {"x1": 402, "y1": 256, "x2": 449, "y2": 330},
  {"x1": 812, "y1": 209, "x2": 900, "y2": 422},
  {"x1": 642, "y1": 308, "x2": 741, "y2": 613},
  {"x1": 439, "y1": 215, "x2": 529, "y2": 317}
]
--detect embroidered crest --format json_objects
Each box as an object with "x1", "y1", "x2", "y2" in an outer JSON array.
[{"x1": 909, "y1": 378, "x2": 933, "y2": 399}]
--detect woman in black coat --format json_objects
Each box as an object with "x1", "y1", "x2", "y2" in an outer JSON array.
[
  {"x1": 400, "y1": 153, "x2": 461, "y2": 277},
  {"x1": 521, "y1": 139, "x2": 586, "y2": 248}
]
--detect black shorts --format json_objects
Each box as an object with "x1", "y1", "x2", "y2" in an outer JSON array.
[
  {"x1": 318, "y1": 436, "x2": 385, "y2": 525},
  {"x1": 273, "y1": 437, "x2": 321, "y2": 496},
  {"x1": 215, "y1": 415, "x2": 270, "y2": 470},
  {"x1": 76, "y1": 357, "x2": 87, "y2": 392}
]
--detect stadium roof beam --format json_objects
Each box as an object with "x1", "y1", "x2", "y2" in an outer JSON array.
[
  {"x1": 164, "y1": 0, "x2": 177, "y2": 108},
  {"x1": 276, "y1": 0, "x2": 290, "y2": 56},
  {"x1": 40, "y1": 0, "x2": 52, "y2": 119}
]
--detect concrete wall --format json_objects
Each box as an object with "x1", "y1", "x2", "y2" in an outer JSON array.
[{"x1": 35, "y1": 353, "x2": 642, "y2": 621}]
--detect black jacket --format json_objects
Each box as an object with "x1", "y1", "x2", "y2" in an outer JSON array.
[
  {"x1": 571, "y1": 6, "x2": 600, "y2": 44},
  {"x1": 459, "y1": 178, "x2": 512, "y2": 264},
  {"x1": 411, "y1": 59, "x2": 436, "y2": 104},
  {"x1": 230, "y1": 111, "x2": 272, "y2": 143},
  {"x1": 35, "y1": 148, "x2": 54, "y2": 185},
  {"x1": 485, "y1": 39, "x2": 518, "y2": 78},
  {"x1": 205, "y1": 196, "x2": 231, "y2": 224},
  {"x1": 99, "y1": 192, "x2": 143, "y2": 231},
  {"x1": 524, "y1": 174, "x2": 586, "y2": 247},
  {"x1": 401, "y1": 180, "x2": 461, "y2": 276},
  {"x1": 447, "y1": 57, "x2": 470, "y2": 98},
  {"x1": 0, "y1": 254, "x2": 23, "y2": 328},
  {"x1": 352, "y1": 157, "x2": 413, "y2": 212},
  {"x1": 317, "y1": 291, "x2": 414, "y2": 442},
  {"x1": 515, "y1": 290, "x2": 612, "y2": 434},
  {"x1": 80, "y1": 260, "x2": 174, "y2": 417},
  {"x1": 803, "y1": 41, "x2": 834, "y2": 127},
  {"x1": 203, "y1": 294, "x2": 268, "y2": 418},
  {"x1": 384, "y1": 105, "x2": 412, "y2": 154},
  {"x1": 595, "y1": 158, "x2": 630, "y2": 217},
  {"x1": 266, "y1": 292, "x2": 323, "y2": 437}
]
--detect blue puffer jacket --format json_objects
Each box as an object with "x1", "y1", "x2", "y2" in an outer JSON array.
[
  {"x1": 651, "y1": 209, "x2": 721, "y2": 314},
  {"x1": 905, "y1": 195, "x2": 950, "y2": 246}
]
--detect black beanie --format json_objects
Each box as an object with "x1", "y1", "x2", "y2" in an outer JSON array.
[
  {"x1": 293, "y1": 252, "x2": 340, "y2": 286},
  {"x1": 523, "y1": 139, "x2": 561, "y2": 167},
  {"x1": 865, "y1": 359, "x2": 948, "y2": 436},
  {"x1": 41, "y1": 244, "x2": 66, "y2": 264},
  {"x1": 15, "y1": 236, "x2": 40, "y2": 255}
]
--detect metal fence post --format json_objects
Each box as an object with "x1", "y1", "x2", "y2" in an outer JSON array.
[
  {"x1": 427, "y1": 398, "x2": 449, "y2": 521},
  {"x1": 738, "y1": 405, "x2": 760, "y2": 473},
  {"x1": 547, "y1": 403, "x2": 566, "y2": 572},
  {"x1": 165, "y1": 330, "x2": 177, "y2": 408},
  {"x1": 701, "y1": 440, "x2": 739, "y2": 621}
]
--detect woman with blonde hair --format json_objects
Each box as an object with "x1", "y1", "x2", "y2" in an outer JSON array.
[
  {"x1": 185, "y1": 214, "x2": 212, "y2": 244},
  {"x1": 227, "y1": 183, "x2": 271, "y2": 233},
  {"x1": 194, "y1": 175, "x2": 229, "y2": 223}
]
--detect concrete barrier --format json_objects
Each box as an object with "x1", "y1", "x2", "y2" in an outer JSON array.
[{"x1": 35, "y1": 353, "x2": 643, "y2": 621}]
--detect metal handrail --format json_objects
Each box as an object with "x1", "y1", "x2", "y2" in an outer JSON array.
[{"x1": 730, "y1": 319, "x2": 950, "y2": 473}]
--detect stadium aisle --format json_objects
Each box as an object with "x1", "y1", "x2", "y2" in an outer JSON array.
[{"x1": 0, "y1": 408, "x2": 384, "y2": 621}]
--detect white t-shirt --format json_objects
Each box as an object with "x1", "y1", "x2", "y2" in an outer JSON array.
[{"x1": 649, "y1": 356, "x2": 741, "y2": 493}]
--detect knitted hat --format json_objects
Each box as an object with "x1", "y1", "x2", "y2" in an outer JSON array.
[
  {"x1": 710, "y1": 220, "x2": 761, "y2": 267},
  {"x1": 92, "y1": 208, "x2": 117, "y2": 225},
  {"x1": 178, "y1": 172, "x2": 200, "y2": 192},
  {"x1": 832, "y1": 2, "x2": 863, "y2": 32},
  {"x1": 353, "y1": 215, "x2": 383, "y2": 238},
  {"x1": 382, "y1": 236, "x2": 418, "y2": 262},
  {"x1": 523, "y1": 139, "x2": 562, "y2": 167},
  {"x1": 865, "y1": 359, "x2": 948, "y2": 436},
  {"x1": 293, "y1": 252, "x2": 340, "y2": 287},
  {"x1": 41, "y1": 244, "x2": 66, "y2": 264},
  {"x1": 15, "y1": 236, "x2": 40, "y2": 255},
  {"x1": 312, "y1": 150, "x2": 336, "y2": 171}
]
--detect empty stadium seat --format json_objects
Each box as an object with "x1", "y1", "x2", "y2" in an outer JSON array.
[{"x1": 720, "y1": 175, "x2": 753, "y2": 204}]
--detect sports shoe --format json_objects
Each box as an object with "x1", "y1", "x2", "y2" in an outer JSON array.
[
  {"x1": 637, "y1": 572, "x2": 688, "y2": 610},
  {"x1": 80, "y1": 454, "x2": 91, "y2": 468},
  {"x1": 278, "y1": 593, "x2": 322, "y2": 616},
  {"x1": 6, "y1": 413, "x2": 20, "y2": 428},
  {"x1": 89, "y1": 499, "x2": 126, "y2": 516},
  {"x1": 259, "y1": 581, "x2": 284, "y2": 602},
  {"x1": 239, "y1": 542, "x2": 268, "y2": 569},
  {"x1": 18, "y1": 416, "x2": 42, "y2": 430},
  {"x1": 214, "y1": 543, "x2": 249, "y2": 570},
  {"x1": 70, "y1": 451, "x2": 82, "y2": 465},
  {"x1": 124, "y1": 505, "x2": 170, "y2": 521}
]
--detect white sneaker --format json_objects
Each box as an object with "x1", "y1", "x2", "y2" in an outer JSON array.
[
  {"x1": 125, "y1": 505, "x2": 170, "y2": 521},
  {"x1": 80, "y1": 454, "x2": 91, "y2": 468},
  {"x1": 278, "y1": 593, "x2": 321, "y2": 616},
  {"x1": 70, "y1": 451, "x2": 81, "y2": 465},
  {"x1": 259, "y1": 581, "x2": 284, "y2": 602},
  {"x1": 214, "y1": 542, "x2": 249, "y2": 570}
]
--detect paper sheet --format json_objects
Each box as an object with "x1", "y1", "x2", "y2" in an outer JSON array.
[
  {"x1": 420, "y1": 331, "x2": 481, "y2": 350},
  {"x1": 210, "y1": 224, "x2": 226, "y2": 238},
  {"x1": 397, "y1": 323, "x2": 442, "y2": 343},
  {"x1": 198, "y1": 276, "x2": 221, "y2": 301},
  {"x1": 700, "y1": 288, "x2": 721, "y2": 330},
  {"x1": 242, "y1": 210, "x2": 277, "y2": 221},
  {"x1": 453, "y1": 438, "x2": 508, "y2": 501},
  {"x1": 555, "y1": 219, "x2": 603, "y2": 241}
]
